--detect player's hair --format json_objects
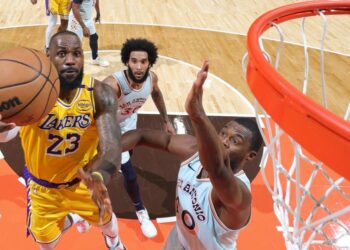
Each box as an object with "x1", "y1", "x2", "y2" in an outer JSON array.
[
  {"x1": 233, "y1": 118, "x2": 263, "y2": 152},
  {"x1": 49, "y1": 31, "x2": 81, "y2": 49},
  {"x1": 121, "y1": 38, "x2": 158, "y2": 66}
]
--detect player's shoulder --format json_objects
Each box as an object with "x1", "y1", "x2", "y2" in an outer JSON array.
[
  {"x1": 150, "y1": 71, "x2": 158, "y2": 82},
  {"x1": 93, "y1": 80, "x2": 118, "y2": 109},
  {"x1": 101, "y1": 73, "x2": 120, "y2": 88},
  {"x1": 94, "y1": 79, "x2": 112, "y2": 92}
]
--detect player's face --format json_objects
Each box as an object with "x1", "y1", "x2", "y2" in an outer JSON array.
[
  {"x1": 49, "y1": 34, "x2": 84, "y2": 89},
  {"x1": 127, "y1": 51, "x2": 150, "y2": 84},
  {"x1": 218, "y1": 121, "x2": 253, "y2": 171}
]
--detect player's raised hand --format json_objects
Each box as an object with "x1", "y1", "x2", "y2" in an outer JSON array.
[
  {"x1": 77, "y1": 168, "x2": 112, "y2": 225},
  {"x1": 185, "y1": 60, "x2": 209, "y2": 120}
]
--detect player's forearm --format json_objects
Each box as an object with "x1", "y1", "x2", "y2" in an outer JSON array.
[
  {"x1": 72, "y1": 4, "x2": 87, "y2": 29},
  {"x1": 152, "y1": 91, "x2": 170, "y2": 123},
  {"x1": 94, "y1": 125, "x2": 121, "y2": 184},
  {"x1": 121, "y1": 130, "x2": 142, "y2": 152},
  {"x1": 89, "y1": 151, "x2": 119, "y2": 185},
  {"x1": 90, "y1": 121, "x2": 121, "y2": 185},
  {"x1": 122, "y1": 129, "x2": 169, "y2": 151},
  {"x1": 190, "y1": 113, "x2": 225, "y2": 174}
]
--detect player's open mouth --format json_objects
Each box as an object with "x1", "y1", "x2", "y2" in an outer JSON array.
[{"x1": 62, "y1": 68, "x2": 79, "y2": 76}]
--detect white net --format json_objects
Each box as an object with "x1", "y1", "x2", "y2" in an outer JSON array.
[{"x1": 243, "y1": 8, "x2": 350, "y2": 250}]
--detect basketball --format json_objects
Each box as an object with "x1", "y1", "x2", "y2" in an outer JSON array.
[{"x1": 0, "y1": 47, "x2": 60, "y2": 125}]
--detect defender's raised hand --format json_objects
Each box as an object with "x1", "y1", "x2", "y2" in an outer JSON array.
[{"x1": 185, "y1": 60, "x2": 209, "y2": 120}]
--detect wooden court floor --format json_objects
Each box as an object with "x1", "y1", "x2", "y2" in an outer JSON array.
[{"x1": 0, "y1": 0, "x2": 349, "y2": 249}]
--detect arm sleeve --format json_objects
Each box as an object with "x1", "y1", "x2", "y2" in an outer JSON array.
[{"x1": 0, "y1": 126, "x2": 20, "y2": 143}]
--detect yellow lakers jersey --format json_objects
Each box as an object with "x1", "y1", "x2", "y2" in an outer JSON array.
[{"x1": 20, "y1": 75, "x2": 98, "y2": 183}]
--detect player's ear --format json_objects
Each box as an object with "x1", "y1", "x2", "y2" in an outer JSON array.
[{"x1": 246, "y1": 151, "x2": 257, "y2": 161}]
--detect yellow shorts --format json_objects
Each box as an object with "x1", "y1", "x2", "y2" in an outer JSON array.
[
  {"x1": 48, "y1": 0, "x2": 70, "y2": 18},
  {"x1": 27, "y1": 180, "x2": 111, "y2": 243}
]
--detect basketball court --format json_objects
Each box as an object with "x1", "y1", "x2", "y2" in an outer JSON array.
[{"x1": 0, "y1": 1, "x2": 349, "y2": 249}]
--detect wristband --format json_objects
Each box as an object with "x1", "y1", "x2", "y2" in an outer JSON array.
[{"x1": 91, "y1": 171, "x2": 104, "y2": 182}]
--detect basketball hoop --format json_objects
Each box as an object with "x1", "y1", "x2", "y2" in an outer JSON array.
[{"x1": 244, "y1": 1, "x2": 350, "y2": 249}]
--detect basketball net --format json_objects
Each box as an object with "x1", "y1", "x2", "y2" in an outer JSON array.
[{"x1": 243, "y1": 1, "x2": 350, "y2": 249}]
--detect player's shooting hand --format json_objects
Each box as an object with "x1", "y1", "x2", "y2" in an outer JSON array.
[
  {"x1": 185, "y1": 60, "x2": 209, "y2": 119},
  {"x1": 0, "y1": 114, "x2": 16, "y2": 133},
  {"x1": 77, "y1": 169, "x2": 112, "y2": 225}
]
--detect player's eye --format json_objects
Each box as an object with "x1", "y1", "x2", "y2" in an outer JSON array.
[
  {"x1": 231, "y1": 137, "x2": 238, "y2": 144},
  {"x1": 58, "y1": 51, "x2": 66, "y2": 57}
]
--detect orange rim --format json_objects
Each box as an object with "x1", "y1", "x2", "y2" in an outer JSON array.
[{"x1": 246, "y1": 0, "x2": 350, "y2": 179}]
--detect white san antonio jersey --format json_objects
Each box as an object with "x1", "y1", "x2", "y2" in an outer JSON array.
[
  {"x1": 176, "y1": 153, "x2": 251, "y2": 250},
  {"x1": 112, "y1": 70, "x2": 152, "y2": 125},
  {"x1": 71, "y1": 0, "x2": 94, "y2": 21}
]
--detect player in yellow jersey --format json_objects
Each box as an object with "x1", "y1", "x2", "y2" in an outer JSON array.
[{"x1": 0, "y1": 31, "x2": 126, "y2": 250}]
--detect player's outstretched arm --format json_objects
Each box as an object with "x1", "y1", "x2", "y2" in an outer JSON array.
[
  {"x1": 78, "y1": 80, "x2": 121, "y2": 224},
  {"x1": 94, "y1": 0, "x2": 101, "y2": 23},
  {"x1": 150, "y1": 72, "x2": 176, "y2": 135},
  {"x1": 91, "y1": 80, "x2": 121, "y2": 183},
  {"x1": 185, "y1": 60, "x2": 251, "y2": 211},
  {"x1": 122, "y1": 129, "x2": 197, "y2": 162}
]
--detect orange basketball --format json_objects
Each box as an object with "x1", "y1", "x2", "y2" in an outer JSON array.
[{"x1": 0, "y1": 47, "x2": 60, "y2": 125}]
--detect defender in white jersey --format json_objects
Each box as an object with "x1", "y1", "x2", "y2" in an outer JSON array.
[
  {"x1": 68, "y1": 0, "x2": 109, "y2": 67},
  {"x1": 103, "y1": 38, "x2": 175, "y2": 239},
  {"x1": 120, "y1": 60, "x2": 264, "y2": 249}
]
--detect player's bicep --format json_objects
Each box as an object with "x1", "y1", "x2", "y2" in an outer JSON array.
[
  {"x1": 102, "y1": 76, "x2": 121, "y2": 97},
  {"x1": 151, "y1": 73, "x2": 161, "y2": 95},
  {"x1": 122, "y1": 129, "x2": 197, "y2": 161}
]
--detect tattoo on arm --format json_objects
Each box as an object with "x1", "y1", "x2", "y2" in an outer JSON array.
[{"x1": 91, "y1": 80, "x2": 121, "y2": 184}]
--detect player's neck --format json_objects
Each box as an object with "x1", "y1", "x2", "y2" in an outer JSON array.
[
  {"x1": 129, "y1": 80, "x2": 144, "y2": 90},
  {"x1": 199, "y1": 168, "x2": 209, "y2": 179},
  {"x1": 59, "y1": 88, "x2": 79, "y2": 104},
  {"x1": 125, "y1": 71, "x2": 145, "y2": 89}
]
